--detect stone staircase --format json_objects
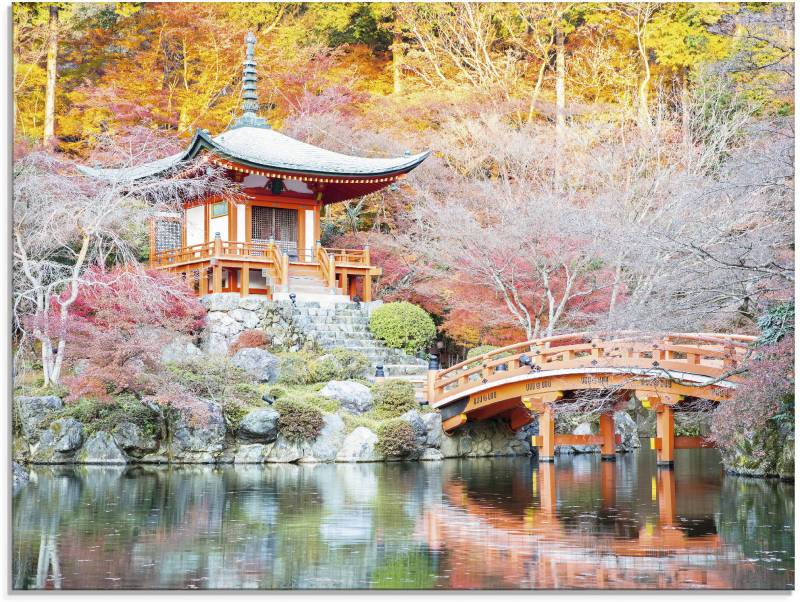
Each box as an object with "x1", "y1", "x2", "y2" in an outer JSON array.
[
  {"x1": 272, "y1": 264, "x2": 351, "y2": 305},
  {"x1": 295, "y1": 302, "x2": 430, "y2": 401}
]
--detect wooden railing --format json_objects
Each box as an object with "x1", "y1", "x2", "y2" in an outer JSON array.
[
  {"x1": 315, "y1": 243, "x2": 336, "y2": 289},
  {"x1": 326, "y1": 247, "x2": 370, "y2": 266},
  {"x1": 430, "y1": 331, "x2": 757, "y2": 405}
]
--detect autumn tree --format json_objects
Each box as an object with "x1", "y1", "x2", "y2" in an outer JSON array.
[{"x1": 13, "y1": 130, "x2": 236, "y2": 386}]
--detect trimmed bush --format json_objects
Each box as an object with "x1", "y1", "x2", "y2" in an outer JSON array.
[
  {"x1": 274, "y1": 398, "x2": 324, "y2": 441},
  {"x1": 229, "y1": 329, "x2": 270, "y2": 356},
  {"x1": 373, "y1": 379, "x2": 417, "y2": 417},
  {"x1": 369, "y1": 302, "x2": 436, "y2": 354},
  {"x1": 276, "y1": 351, "x2": 318, "y2": 385},
  {"x1": 309, "y1": 348, "x2": 370, "y2": 382},
  {"x1": 466, "y1": 345, "x2": 498, "y2": 359},
  {"x1": 376, "y1": 419, "x2": 418, "y2": 458}
]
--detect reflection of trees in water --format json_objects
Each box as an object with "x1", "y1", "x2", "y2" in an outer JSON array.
[
  {"x1": 716, "y1": 475, "x2": 794, "y2": 588},
  {"x1": 13, "y1": 463, "x2": 443, "y2": 590}
]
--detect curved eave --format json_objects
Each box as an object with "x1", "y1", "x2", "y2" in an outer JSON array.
[
  {"x1": 191, "y1": 130, "x2": 430, "y2": 179},
  {"x1": 79, "y1": 129, "x2": 430, "y2": 197}
]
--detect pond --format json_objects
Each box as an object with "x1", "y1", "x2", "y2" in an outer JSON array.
[{"x1": 12, "y1": 448, "x2": 794, "y2": 590}]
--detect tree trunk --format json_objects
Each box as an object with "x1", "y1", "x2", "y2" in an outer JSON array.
[
  {"x1": 554, "y1": 27, "x2": 566, "y2": 185},
  {"x1": 526, "y1": 59, "x2": 548, "y2": 123},
  {"x1": 555, "y1": 27, "x2": 566, "y2": 135},
  {"x1": 680, "y1": 68, "x2": 691, "y2": 148},
  {"x1": 43, "y1": 5, "x2": 59, "y2": 146},
  {"x1": 392, "y1": 31, "x2": 403, "y2": 95}
]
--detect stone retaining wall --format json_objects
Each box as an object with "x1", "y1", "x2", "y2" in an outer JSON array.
[{"x1": 12, "y1": 394, "x2": 533, "y2": 466}]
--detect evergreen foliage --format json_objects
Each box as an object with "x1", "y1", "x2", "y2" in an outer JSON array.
[{"x1": 369, "y1": 302, "x2": 436, "y2": 354}]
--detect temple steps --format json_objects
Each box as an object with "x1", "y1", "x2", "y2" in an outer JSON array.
[{"x1": 288, "y1": 301, "x2": 430, "y2": 401}]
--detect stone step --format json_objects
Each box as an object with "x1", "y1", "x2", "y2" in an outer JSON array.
[
  {"x1": 272, "y1": 292, "x2": 352, "y2": 305},
  {"x1": 380, "y1": 364, "x2": 429, "y2": 376}
]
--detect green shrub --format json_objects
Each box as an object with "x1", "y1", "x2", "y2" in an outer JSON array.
[
  {"x1": 376, "y1": 419, "x2": 418, "y2": 458},
  {"x1": 373, "y1": 379, "x2": 417, "y2": 418},
  {"x1": 166, "y1": 357, "x2": 260, "y2": 405},
  {"x1": 276, "y1": 351, "x2": 318, "y2": 385},
  {"x1": 55, "y1": 396, "x2": 161, "y2": 439},
  {"x1": 466, "y1": 345, "x2": 498, "y2": 359},
  {"x1": 223, "y1": 401, "x2": 251, "y2": 430},
  {"x1": 309, "y1": 347, "x2": 370, "y2": 382},
  {"x1": 274, "y1": 398, "x2": 324, "y2": 441},
  {"x1": 369, "y1": 302, "x2": 436, "y2": 354}
]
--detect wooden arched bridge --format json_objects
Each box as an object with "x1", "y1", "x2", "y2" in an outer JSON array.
[{"x1": 425, "y1": 332, "x2": 756, "y2": 466}]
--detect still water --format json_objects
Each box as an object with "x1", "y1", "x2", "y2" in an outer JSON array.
[{"x1": 12, "y1": 448, "x2": 794, "y2": 590}]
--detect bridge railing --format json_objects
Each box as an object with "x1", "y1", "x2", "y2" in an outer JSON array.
[{"x1": 431, "y1": 331, "x2": 757, "y2": 405}]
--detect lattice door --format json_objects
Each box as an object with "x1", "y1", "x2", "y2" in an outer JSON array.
[
  {"x1": 155, "y1": 220, "x2": 182, "y2": 252},
  {"x1": 251, "y1": 206, "x2": 298, "y2": 258}
]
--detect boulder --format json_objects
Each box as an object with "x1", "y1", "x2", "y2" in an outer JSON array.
[
  {"x1": 305, "y1": 413, "x2": 346, "y2": 463},
  {"x1": 77, "y1": 431, "x2": 127, "y2": 464},
  {"x1": 266, "y1": 436, "x2": 306, "y2": 463},
  {"x1": 12, "y1": 461, "x2": 29, "y2": 492},
  {"x1": 169, "y1": 400, "x2": 226, "y2": 462},
  {"x1": 562, "y1": 422, "x2": 596, "y2": 454},
  {"x1": 421, "y1": 412, "x2": 442, "y2": 448},
  {"x1": 233, "y1": 443, "x2": 272, "y2": 463},
  {"x1": 231, "y1": 347, "x2": 280, "y2": 383},
  {"x1": 160, "y1": 339, "x2": 203, "y2": 365},
  {"x1": 30, "y1": 417, "x2": 85, "y2": 463},
  {"x1": 229, "y1": 308, "x2": 260, "y2": 329},
  {"x1": 113, "y1": 421, "x2": 160, "y2": 455},
  {"x1": 206, "y1": 311, "x2": 244, "y2": 339},
  {"x1": 336, "y1": 427, "x2": 382, "y2": 462},
  {"x1": 205, "y1": 332, "x2": 230, "y2": 357},
  {"x1": 201, "y1": 293, "x2": 240, "y2": 312},
  {"x1": 50, "y1": 418, "x2": 84, "y2": 452},
  {"x1": 400, "y1": 410, "x2": 428, "y2": 449},
  {"x1": 614, "y1": 411, "x2": 640, "y2": 452},
  {"x1": 237, "y1": 408, "x2": 279, "y2": 442},
  {"x1": 268, "y1": 413, "x2": 346, "y2": 463},
  {"x1": 319, "y1": 381, "x2": 373, "y2": 415},
  {"x1": 419, "y1": 447, "x2": 444, "y2": 461},
  {"x1": 239, "y1": 297, "x2": 269, "y2": 312},
  {"x1": 16, "y1": 396, "x2": 63, "y2": 442},
  {"x1": 440, "y1": 419, "x2": 530, "y2": 458}
]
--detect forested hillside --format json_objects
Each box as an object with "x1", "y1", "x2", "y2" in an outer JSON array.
[{"x1": 13, "y1": 2, "x2": 794, "y2": 349}]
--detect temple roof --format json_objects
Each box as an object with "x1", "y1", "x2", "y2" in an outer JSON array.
[{"x1": 80, "y1": 127, "x2": 429, "y2": 182}]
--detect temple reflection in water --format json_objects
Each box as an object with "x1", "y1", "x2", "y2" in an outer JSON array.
[{"x1": 13, "y1": 452, "x2": 794, "y2": 590}]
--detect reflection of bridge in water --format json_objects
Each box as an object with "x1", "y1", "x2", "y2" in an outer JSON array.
[
  {"x1": 416, "y1": 459, "x2": 745, "y2": 589},
  {"x1": 427, "y1": 332, "x2": 755, "y2": 467}
]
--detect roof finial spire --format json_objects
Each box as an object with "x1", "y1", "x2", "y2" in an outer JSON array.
[{"x1": 232, "y1": 31, "x2": 270, "y2": 129}]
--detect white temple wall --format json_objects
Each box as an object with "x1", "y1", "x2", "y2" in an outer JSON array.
[
  {"x1": 237, "y1": 204, "x2": 246, "y2": 242},
  {"x1": 186, "y1": 206, "x2": 204, "y2": 246},
  {"x1": 305, "y1": 209, "x2": 315, "y2": 259},
  {"x1": 209, "y1": 215, "x2": 228, "y2": 240}
]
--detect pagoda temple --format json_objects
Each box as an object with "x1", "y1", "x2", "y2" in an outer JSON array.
[{"x1": 83, "y1": 32, "x2": 428, "y2": 303}]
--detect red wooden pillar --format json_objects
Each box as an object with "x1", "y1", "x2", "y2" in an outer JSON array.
[
  {"x1": 539, "y1": 405, "x2": 555, "y2": 462},
  {"x1": 656, "y1": 406, "x2": 675, "y2": 467},
  {"x1": 599, "y1": 413, "x2": 616, "y2": 461}
]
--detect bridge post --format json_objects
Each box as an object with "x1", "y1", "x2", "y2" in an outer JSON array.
[
  {"x1": 599, "y1": 413, "x2": 616, "y2": 461},
  {"x1": 538, "y1": 405, "x2": 555, "y2": 462},
  {"x1": 656, "y1": 405, "x2": 675, "y2": 467}
]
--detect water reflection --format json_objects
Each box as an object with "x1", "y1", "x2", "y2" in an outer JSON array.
[{"x1": 12, "y1": 450, "x2": 794, "y2": 590}]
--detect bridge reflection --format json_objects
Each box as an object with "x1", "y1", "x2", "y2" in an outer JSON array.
[{"x1": 416, "y1": 457, "x2": 743, "y2": 589}]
